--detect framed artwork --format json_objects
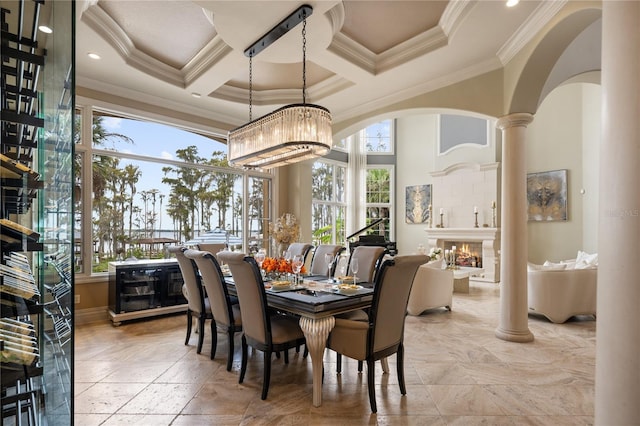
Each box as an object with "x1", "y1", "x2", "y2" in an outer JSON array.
[
  {"x1": 527, "y1": 169, "x2": 568, "y2": 221},
  {"x1": 405, "y1": 184, "x2": 431, "y2": 224}
]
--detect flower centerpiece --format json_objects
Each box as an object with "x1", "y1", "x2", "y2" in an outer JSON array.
[
  {"x1": 428, "y1": 247, "x2": 442, "y2": 261},
  {"x1": 269, "y1": 213, "x2": 300, "y2": 254},
  {"x1": 261, "y1": 256, "x2": 306, "y2": 280}
]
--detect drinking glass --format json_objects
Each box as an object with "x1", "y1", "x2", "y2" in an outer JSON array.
[
  {"x1": 292, "y1": 255, "x2": 303, "y2": 285},
  {"x1": 350, "y1": 258, "x2": 359, "y2": 284},
  {"x1": 255, "y1": 249, "x2": 266, "y2": 275},
  {"x1": 324, "y1": 252, "x2": 335, "y2": 283}
]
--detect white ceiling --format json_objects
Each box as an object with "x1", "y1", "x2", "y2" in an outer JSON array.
[{"x1": 76, "y1": 0, "x2": 558, "y2": 137}]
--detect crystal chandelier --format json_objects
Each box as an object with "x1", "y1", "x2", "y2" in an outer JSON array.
[{"x1": 227, "y1": 5, "x2": 332, "y2": 169}]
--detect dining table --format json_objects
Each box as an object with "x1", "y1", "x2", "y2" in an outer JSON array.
[{"x1": 225, "y1": 274, "x2": 374, "y2": 407}]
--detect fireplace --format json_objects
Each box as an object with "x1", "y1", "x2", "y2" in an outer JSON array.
[
  {"x1": 425, "y1": 227, "x2": 500, "y2": 283},
  {"x1": 444, "y1": 241, "x2": 483, "y2": 267}
]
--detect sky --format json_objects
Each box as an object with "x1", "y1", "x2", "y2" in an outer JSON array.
[{"x1": 100, "y1": 117, "x2": 229, "y2": 234}]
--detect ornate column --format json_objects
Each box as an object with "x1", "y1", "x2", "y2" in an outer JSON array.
[
  {"x1": 596, "y1": 2, "x2": 640, "y2": 423},
  {"x1": 495, "y1": 113, "x2": 534, "y2": 343}
]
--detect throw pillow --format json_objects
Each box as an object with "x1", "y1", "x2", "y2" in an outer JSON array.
[{"x1": 575, "y1": 250, "x2": 598, "y2": 269}]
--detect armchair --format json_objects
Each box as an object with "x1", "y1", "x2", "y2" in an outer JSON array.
[{"x1": 407, "y1": 260, "x2": 453, "y2": 315}]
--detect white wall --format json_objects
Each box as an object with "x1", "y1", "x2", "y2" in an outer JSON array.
[
  {"x1": 526, "y1": 82, "x2": 600, "y2": 263},
  {"x1": 395, "y1": 114, "x2": 438, "y2": 254},
  {"x1": 394, "y1": 113, "x2": 498, "y2": 254},
  {"x1": 393, "y1": 82, "x2": 600, "y2": 262},
  {"x1": 581, "y1": 84, "x2": 601, "y2": 253}
]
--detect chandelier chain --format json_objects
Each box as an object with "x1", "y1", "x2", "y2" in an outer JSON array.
[
  {"x1": 249, "y1": 55, "x2": 253, "y2": 121},
  {"x1": 302, "y1": 14, "x2": 307, "y2": 105}
]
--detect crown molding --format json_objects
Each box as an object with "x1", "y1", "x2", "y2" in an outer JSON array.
[
  {"x1": 440, "y1": 0, "x2": 475, "y2": 37},
  {"x1": 327, "y1": 32, "x2": 376, "y2": 75},
  {"x1": 210, "y1": 75, "x2": 353, "y2": 106},
  {"x1": 83, "y1": 3, "x2": 187, "y2": 87},
  {"x1": 334, "y1": 56, "x2": 502, "y2": 123},
  {"x1": 497, "y1": 0, "x2": 568, "y2": 65},
  {"x1": 183, "y1": 35, "x2": 233, "y2": 85},
  {"x1": 76, "y1": 76, "x2": 239, "y2": 128},
  {"x1": 377, "y1": 26, "x2": 448, "y2": 74}
]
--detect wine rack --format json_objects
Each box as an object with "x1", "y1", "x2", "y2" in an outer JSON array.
[{"x1": 1, "y1": 0, "x2": 74, "y2": 424}]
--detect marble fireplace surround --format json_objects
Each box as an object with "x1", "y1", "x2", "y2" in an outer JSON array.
[{"x1": 425, "y1": 227, "x2": 500, "y2": 283}]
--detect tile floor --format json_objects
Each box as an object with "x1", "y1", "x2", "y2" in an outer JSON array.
[{"x1": 74, "y1": 282, "x2": 595, "y2": 425}]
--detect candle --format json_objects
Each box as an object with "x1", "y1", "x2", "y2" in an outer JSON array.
[
  {"x1": 439, "y1": 208, "x2": 443, "y2": 215},
  {"x1": 452, "y1": 245, "x2": 456, "y2": 253},
  {"x1": 474, "y1": 206, "x2": 478, "y2": 213},
  {"x1": 492, "y1": 200, "x2": 496, "y2": 208}
]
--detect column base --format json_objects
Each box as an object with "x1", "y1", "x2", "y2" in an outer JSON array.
[{"x1": 495, "y1": 327, "x2": 534, "y2": 343}]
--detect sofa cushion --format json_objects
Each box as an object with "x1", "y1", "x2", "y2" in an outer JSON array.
[
  {"x1": 542, "y1": 261, "x2": 567, "y2": 271},
  {"x1": 575, "y1": 250, "x2": 598, "y2": 269}
]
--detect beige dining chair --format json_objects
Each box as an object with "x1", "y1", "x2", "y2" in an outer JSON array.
[
  {"x1": 196, "y1": 243, "x2": 227, "y2": 256},
  {"x1": 167, "y1": 245, "x2": 212, "y2": 355},
  {"x1": 184, "y1": 249, "x2": 242, "y2": 371},
  {"x1": 308, "y1": 244, "x2": 345, "y2": 276},
  {"x1": 346, "y1": 245, "x2": 387, "y2": 283},
  {"x1": 218, "y1": 251, "x2": 306, "y2": 400},
  {"x1": 327, "y1": 254, "x2": 428, "y2": 413},
  {"x1": 286, "y1": 242, "x2": 313, "y2": 263}
]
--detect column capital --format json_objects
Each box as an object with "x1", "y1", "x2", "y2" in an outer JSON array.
[{"x1": 496, "y1": 113, "x2": 534, "y2": 130}]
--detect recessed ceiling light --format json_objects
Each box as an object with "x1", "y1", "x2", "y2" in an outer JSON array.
[
  {"x1": 38, "y1": 25, "x2": 53, "y2": 34},
  {"x1": 87, "y1": 52, "x2": 101, "y2": 60},
  {"x1": 191, "y1": 93, "x2": 201, "y2": 98},
  {"x1": 506, "y1": 0, "x2": 520, "y2": 7}
]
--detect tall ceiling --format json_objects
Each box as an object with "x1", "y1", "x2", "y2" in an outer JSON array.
[{"x1": 76, "y1": 0, "x2": 558, "y2": 137}]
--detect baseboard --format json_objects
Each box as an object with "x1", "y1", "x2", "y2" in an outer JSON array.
[{"x1": 75, "y1": 306, "x2": 110, "y2": 326}]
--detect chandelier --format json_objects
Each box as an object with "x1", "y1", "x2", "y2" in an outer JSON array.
[{"x1": 227, "y1": 5, "x2": 333, "y2": 169}]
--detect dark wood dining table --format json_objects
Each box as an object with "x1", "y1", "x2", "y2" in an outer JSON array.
[{"x1": 225, "y1": 275, "x2": 374, "y2": 407}]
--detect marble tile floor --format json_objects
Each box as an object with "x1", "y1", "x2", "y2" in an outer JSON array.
[{"x1": 74, "y1": 282, "x2": 595, "y2": 425}]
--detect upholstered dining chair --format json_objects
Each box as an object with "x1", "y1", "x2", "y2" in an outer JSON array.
[
  {"x1": 218, "y1": 251, "x2": 306, "y2": 400},
  {"x1": 184, "y1": 249, "x2": 242, "y2": 371},
  {"x1": 346, "y1": 245, "x2": 387, "y2": 283},
  {"x1": 196, "y1": 243, "x2": 227, "y2": 257},
  {"x1": 327, "y1": 254, "x2": 428, "y2": 412},
  {"x1": 286, "y1": 242, "x2": 313, "y2": 264},
  {"x1": 308, "y1": 244, "x2": 345, "y2": 276},
  {"x1": 167, "y1": 245, "x2": 212, "y2": 354}
]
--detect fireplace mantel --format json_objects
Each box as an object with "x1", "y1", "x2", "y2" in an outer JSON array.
[
  {"x1": 425, "y1": 227, "x2": 499, "y2": 241},
  {"x1": 425, "y1": 227, "x2": 500, "y2": 283}
]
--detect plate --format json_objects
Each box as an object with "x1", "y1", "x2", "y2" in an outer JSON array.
[
  {"x1": 266, "y1": 281, "x2": 300, "y2": 292},
  {"x1": 333, "y1": 284, "x2": 363, "y2": 295},
  {"x1": 336, "y1": 276, "x2": 357, "y2": 284}
]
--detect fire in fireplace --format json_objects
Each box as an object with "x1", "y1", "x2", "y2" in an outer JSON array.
[{"x1": 445, "y1": 241, "x2": 483, "y2": 267}]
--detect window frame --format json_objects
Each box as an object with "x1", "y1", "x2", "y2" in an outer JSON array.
[{"x1": 74, "y1": 101, "x2": 273, "y2": 277}]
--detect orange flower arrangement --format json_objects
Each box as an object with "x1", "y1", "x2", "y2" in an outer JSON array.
[{"x1": 261, "y1": 257, "x2": 307, "y2": 275}]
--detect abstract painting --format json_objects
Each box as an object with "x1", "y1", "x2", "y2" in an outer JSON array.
[
  {"x1": 527, "y1": 169, "x2": 568, "y2": 221},
  {"x1": 406, "y1": 184, "x2": 431, "y2": 224}
]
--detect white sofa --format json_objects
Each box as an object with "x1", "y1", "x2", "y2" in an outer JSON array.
[
  {"x1": 407, "y1": 261, "x2": 453, "y2": 316},
  {"x1": 527, "y1": 267, "x2": 597, "y2": 323}
]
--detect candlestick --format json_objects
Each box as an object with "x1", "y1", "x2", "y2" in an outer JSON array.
[
  {"x1": 474, "y1": 211, "x2": 479, "y2": 228},
  {"x1": 491, "y1": 204, "x2": 497, "y2": 228},
  {"x1": 451, "y1": 246, "x2": 457, "y2": 269},
  {"x1": 439, "y1": 212, "x2": 444, "y2": 228},
  {"x1": 428, "y1": 204, "x2": 433, "y2": 228}
]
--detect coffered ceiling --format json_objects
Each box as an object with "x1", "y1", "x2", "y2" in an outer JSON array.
[{"x1": 76, "y1": 0, "x2": 557, "y2": 136}]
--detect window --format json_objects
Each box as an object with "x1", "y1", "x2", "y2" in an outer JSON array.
[
  {"x1": 311, "y1": 161, "x2": 346, "y2": 245},
  {"x1": 366, "y1": 166, "x2": 393, "y2": 240},
  {"x1": 363, "y1": 119, "x2": 393, "y2": 153},
  {"x1": 311, "y1": 120, "x2": 395, "y2": 247},
  {"x1": 76, "y1": 107, "x2": 272, "y2": 274}
]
